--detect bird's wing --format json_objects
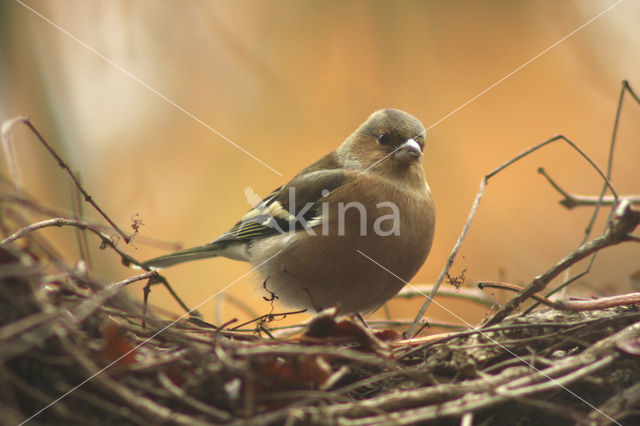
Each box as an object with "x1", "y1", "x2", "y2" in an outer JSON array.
[{"x1": 213, "y1": 169, "x2": 350, "y2": 244}]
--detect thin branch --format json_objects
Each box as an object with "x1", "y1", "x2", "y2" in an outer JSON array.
[
  {"x1": 0, "y1": 271, "x2": 156, "y2": 362},
  {"x1": 556, "y1": 292, "x2": 640, "y2": 312},
  {"x1": 407, "y1": 178, "x2": 485, "y2": 337},
  {"x1": 398, "y1": 284, "x2": 494, "y2": 307},
  {"x1": 229, "y1": 309, "x2": 307, "y2": 331},
  {"x1": 55, "y1": 337, "x2": 213, "y2": 426},
  {"x1": 2, "y1": 217, "x2": 110, "y2": 246},
  {"x1": 478, "y1": 281, "x2": 555, "y2": 307},
  {"x1": 538, "y1": 167, "x2": 640, "y2": 209},
  {"x1": 484, "y1": 135, "x2": 617, "y2": 198},
  {"x1": 0, "y1": 216, "x2": 193, "y2": 314},
  {"x1": 1, "y1": 116, "x2": 131, "y2": 242},
  {"x1": 523, "y1": 259, "x2": 589, "y2": 316},
  {"x1": 529, "y1": 83, "x2": 640, "y2": 312},
  {"x1": 582, "y1": 80, "x2": 640, "y2": 243},
  {"x1": 409, "y1": 131, "x2": 619, "y2": 336},
  {"x1": 157, "y1": 372, "x2": 231, "y2": 421},
  {"x1": 70, "y1": 178, "x2": 93, "y2": 269},
  {"x1": 484, "y1": 201, "x2": 640, "y2": 327},
  {"x1": 0, "y1": 205, "x2": 66, "y2": 262},
  {"x1": 252, "y1": 319, "x2": 640, "y2": 425},
  {"x1": 480, "y1": 281, "x2": 640, "y2": 313},
  {"x1": 0, "y1": 192, "x2": 181, "y2": 250},
  {"x1": 397, "y1": 310, "x2": 640, "y2": 361}
]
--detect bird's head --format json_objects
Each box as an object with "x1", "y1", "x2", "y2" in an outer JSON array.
[{"x1": 339, "y1": 108, "x2": 427, "y2": 173}]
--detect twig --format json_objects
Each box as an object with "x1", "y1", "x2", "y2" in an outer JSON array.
[
  {"x1": 508, "y1": 396, "x2": 585, "y2": 423},
  {"x1": 556, "y1": 292, "x2": 640, "y2": 311},
  {"x1": 407, "y1": 178, "x2": 485, "y2": 337},
  {"x1": 409, "y1": 131, "x2": 618, "y2": 337},
  {"x1": 5, "y1": 225, "x2": 640, "y2": 425},
  {"x1": 257, "y1": 319, "x2": 640, "y2": 425},
  {"x1": 478, "y1": 281, "x2": 555, "y2": 307},
  {"x1": 233, "y1": 344, "x2": 395, "y2": 369},
  {"x1": 484, "y1": 201, "x2": 640, "y2": 327},
  {"x1": 0, "y1": 217, "x2": 142, "y2": 273},
  {"x1": 70, "y1": 179, "x2": 93, "y2": 269},
  {"x1": 0, "y1": 206, "x2": 67, "y2": 262},
  {"x1": 398, "y1": 309, "x2": 640, "y2": 362},
  {"x1": 0, "y1": 271, "x2": 156, "y2": 363},
  {"x1": 479, "y1": 281, "x2": 640, "y2": 313},
  {"x1": 55, "y1": 337, "x2": 213, "y2": 426},
  {"x1": 368, "y1": 319, "x2": 466, "y2": 331},
  {"x1": 2, "y1": 217, "x2": 113, "y2": 246},
  {"x1": 582, "y1": 80, "x2": 640, "y2": 244},
  {"x1": 71, "y1": 271, "x2": 159, "y2": 323},
  {"x1": 1, "y1": 116, "x2": 131, "y2": 242},
  {"x1": 537, "y1": 168, "x2": 640, "y2": 209},
  {"x1": 522, "y1": 267, "x2": 589, "y2": 316},
  {"x1": 70, "y1": 389, "x2": 148, "y2": 425},
  {"x1": 398, "y1": 284, "x2": 493, "y2": 307},
  {"x1": 525, "y1": 83, "x2": 640, "y2": 313},
  {"x1": 229, "y1": 309, "x2": 308, "y2": 331},
  {"x1": 157, "y1": 372, "x2": 231, "y2": 421},
  {"x1": 0, "y1": 365, "x2": 78, "y2": 421},
  {"x1": 0, "y1": 216, "x2": 193, "y2": 314},
  {"x1": 0, "y1": 192, "x2": 181, "y2": 250},
  {"x1": 539, "y1": 80, "x2": 640, "y2": 308}
]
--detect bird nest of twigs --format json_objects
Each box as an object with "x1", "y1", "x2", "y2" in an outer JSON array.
[
  {"x1": 2, "y1": 82, "x2": 640, "y2": 425},
  {"x1": 2, "y1": 232, "x2": 640, "y2": 426}
]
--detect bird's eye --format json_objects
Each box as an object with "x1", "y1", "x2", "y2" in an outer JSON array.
[{"x1": 377, "y1": 133, "x2": 391, "y2": 145}]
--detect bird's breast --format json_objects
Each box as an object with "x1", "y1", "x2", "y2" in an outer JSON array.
[{"x1": 249, "y1": 176, "x2": 435, "y2": 315}]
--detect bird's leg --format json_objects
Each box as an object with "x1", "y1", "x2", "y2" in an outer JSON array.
[
  {"x1": 280, "y1": 265, "x2": 323, "y2": 313},
  {"x1": 302, "y1": 286, "x2": 322, "y2": 313},
  {"x1": 354, "y1": 312, "x2": 370, "y2": 328}
]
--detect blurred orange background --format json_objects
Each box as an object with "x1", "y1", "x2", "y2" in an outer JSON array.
[{"x1": 1, "y1": 1, "x2": 639, "y2": 331}]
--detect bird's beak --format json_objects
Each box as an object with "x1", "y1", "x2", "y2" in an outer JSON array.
[{"x1": 393, "y1": 138, "x2": 422, "y2": 163}]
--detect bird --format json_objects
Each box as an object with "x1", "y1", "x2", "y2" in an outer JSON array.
[{"x1": 143, "y1": 108, "x2": 435, "y2": 315}]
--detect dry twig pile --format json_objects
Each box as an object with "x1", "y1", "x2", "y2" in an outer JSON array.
[{"x1": 2, "y1": 236, "x2": 640, "y2": 425}]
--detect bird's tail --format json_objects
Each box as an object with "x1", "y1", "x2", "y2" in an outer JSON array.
[{"x1": 143, "y1": 242, "x2": 227, "y2": 268}]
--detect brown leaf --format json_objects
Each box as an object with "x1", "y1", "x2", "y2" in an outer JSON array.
[
  {"x1": 102, "y1": 323, "x2": 138, "y2": 366},
  {"x1": 301, "y1": 309, "x2": 391, "y2": 355}
]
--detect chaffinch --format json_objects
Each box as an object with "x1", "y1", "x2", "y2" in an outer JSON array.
[{"x1": 144, "y1": 108, "x2": 435, "y2": 315}]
